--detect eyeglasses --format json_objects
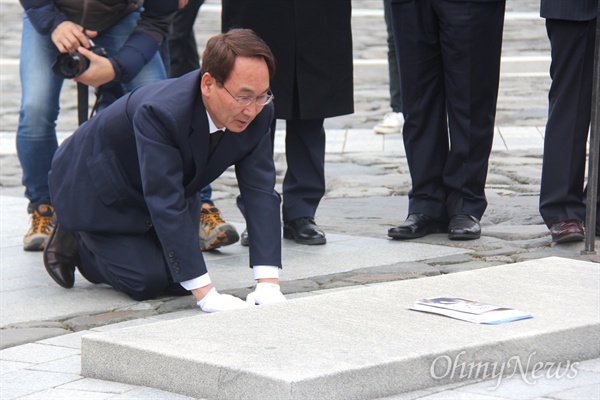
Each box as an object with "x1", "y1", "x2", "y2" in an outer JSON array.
[{"x1": 218, "y1": 83, "x2": 274, "y2": 107}]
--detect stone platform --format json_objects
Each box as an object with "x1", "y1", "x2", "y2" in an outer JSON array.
[{"x1": 80, "y1": 257, "x2": 600, "y2": 400}]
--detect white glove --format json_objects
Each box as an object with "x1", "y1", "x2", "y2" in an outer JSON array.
[
  {"x1": 246, "y1": 282, "x2": 287, "y2": 305},
  {"x1": 197, "y1": 288, "x2": 252, "y2": 313}
]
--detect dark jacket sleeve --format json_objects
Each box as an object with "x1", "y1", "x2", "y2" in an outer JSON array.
[
  {"x1": 234, "y1": 104, "x2": 282, "y2": 267},
  {"x1": 20, "y1": 0, "x2": 177, "y2": 84},
  {"x1": 109, "y1": 0, "x2": 178, "y2": 83},
  {"x1": 20, "y1": 0, "x2": 68, "y2": 35}
]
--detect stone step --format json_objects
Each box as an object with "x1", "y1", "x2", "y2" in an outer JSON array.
[{"x1": 81, "y1": 257, "x2": 600, "y2": 400}]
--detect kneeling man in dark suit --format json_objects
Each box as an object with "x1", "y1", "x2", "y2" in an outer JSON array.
[{"x1": 43, "y1": 29, "x2": 285, "y2": 312}]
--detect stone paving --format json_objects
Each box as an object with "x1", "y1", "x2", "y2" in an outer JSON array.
[{"x1": 1, "y1": 0, "x2": 599, "y2": 398}]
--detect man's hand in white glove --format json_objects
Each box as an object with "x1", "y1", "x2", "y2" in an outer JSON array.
[
  {"x1": 246, "y1": 282, "x2": 287, "y2": 305},
  {"x1": 197, "y1": 287, "x2": 251, "y2": 313}
]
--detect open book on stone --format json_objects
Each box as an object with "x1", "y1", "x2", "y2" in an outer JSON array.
[{"x1": 410, "y1": 297, "x2": 533, "y2": 325}]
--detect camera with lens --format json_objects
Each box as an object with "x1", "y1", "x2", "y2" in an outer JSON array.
[{"x1": 52, "y1": 39, "x2": 107, "y2": 79}]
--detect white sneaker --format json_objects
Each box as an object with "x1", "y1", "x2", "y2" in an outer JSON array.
[{"x1": 373, "y1": 112, "x2": 404, "y2": 134}]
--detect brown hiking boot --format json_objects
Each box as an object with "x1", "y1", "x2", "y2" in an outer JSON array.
[
  {"x1": 23, "y1": 203, "x2": 55, "y2": 251},
  {"x1": 199, "y1": 203, "x2": 239, "y2": 251}
]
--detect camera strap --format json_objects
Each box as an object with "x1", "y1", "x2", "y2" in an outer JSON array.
[{"x1": 77, "y1": 82, "x2": 89, "y2": 126}]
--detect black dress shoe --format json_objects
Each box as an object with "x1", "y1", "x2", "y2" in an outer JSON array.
[
  {"x1": 550, "y1": 219, "x2": 584, "y2": 243},
  {"x1": 448, "y1": 215, "x2": 481, "y2": 240},
  {"x1": 43, "y1": 222, "x2": 81, "y2": 288},
  {"x1": 388, "y1": 214, "x2": 447, "y2": 240},
  {"x1": 283, "y1": 217, "x2": 326, "y2": 245}
]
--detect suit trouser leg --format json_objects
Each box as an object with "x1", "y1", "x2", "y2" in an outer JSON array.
[
  {"x1": 391, "y1": 0, "x2": 504, "y2": 221},
  {"x1": 436, "y1": 0, "x2": 504, "y2": 220},
  {"x1": 384, "y1": 0, "x2": 402, "y2": 113},
  {"x1": 168, "y1": 0, "x2": 204, "y2": 78},
  {"x1": 74, "y1": 195, "x2": 200, "y2": 301},
  {"x1": 391, "y1": 0, "x2": 451, "y2": 221},
  {"x1": 75, "y1": 229, "x2": 186, "y2": 301},
  {"x1": 282, "y1": 118, "x2": 326, "y2": 223},
  {"x1": 539, "y1": 18, "x2": 596, "y2": 228}
]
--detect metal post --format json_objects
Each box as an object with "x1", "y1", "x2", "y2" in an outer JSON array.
[{"x1": 582, "y1": 0, "x2": 600, "y2": 255}]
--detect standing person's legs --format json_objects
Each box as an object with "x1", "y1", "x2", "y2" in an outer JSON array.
[
  {"x1": 17, "y1": 14, "x2": 64, "y2": 250},
  {"x1": 282, "y1": 118, "x2": 326, "y2": 223},
  {"x1": 165, "y1": 1, "x2": 236, "y2": 251},
  {"x1": 436, "y1": 0, "x2": 505, "y2": 221},
  {"x1": 200, "y1": 185, "x2": 213, "y2": 205},
  {"x1": 374, "y1": 0, "x2": 404, "y2": 135},
  {"x1": 281, "y1": 117, "x2": 327, "y2": 245},
  {"x1": 168, "y1": 0, "x2": 204, "y2": 78},
  {"x1": 385, "y1": 0, "x2": 402, "y2": 115},
  {"x1": 162, "y1": 0, "x2": 236, "y2": 251},
  {"x1": 540, "y1": 18, "x2": 595, "y2": 229},
  {"x1": 390, "y1": 0, "x2": 448, "y2": 221}
]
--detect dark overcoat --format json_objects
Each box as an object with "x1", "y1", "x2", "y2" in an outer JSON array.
[{"x1": 221, "y1": 0, "x2": 354, "y2": 120}]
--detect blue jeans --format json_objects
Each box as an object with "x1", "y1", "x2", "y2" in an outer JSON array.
[
  {"x1": 200, "y1": 185, "x2": 213, "y2": 205},
  {"x1": 17, "y1": 11, "x2": 166, "y2": 209}
]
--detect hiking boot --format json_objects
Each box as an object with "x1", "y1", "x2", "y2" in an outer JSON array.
[
  {"x1": 23, "y1": 203, "x2": 55, "y2": 251},
  {"x1": 199, "y1": 203, "x2": 239, "y2": 251}
]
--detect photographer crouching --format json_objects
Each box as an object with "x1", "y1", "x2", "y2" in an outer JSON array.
[{"x1": 16, "y1": 0, "x2": 178, "y2": 252}]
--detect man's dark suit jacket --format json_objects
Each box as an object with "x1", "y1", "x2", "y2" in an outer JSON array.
[
  {"x1": 49, "y1": 70, "x2": 281, "y2": 282},
  {"x1": 541, "y1": 0, "x2": 597, "y2": 20}
]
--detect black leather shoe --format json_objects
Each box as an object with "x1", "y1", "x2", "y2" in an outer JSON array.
[
  {"x1": 240, "y1": 228, "x2": 249, "y2": 246},
  {"x1": 388, "y1": 214, "x2": 447, "y2": 240},
  {"x1": 283, "y1": 217, "x2": 326, "y2": 245},
  {"x1": 43, "y1": 222, "x2": 80, "y2": 288},
  {"x1": 448, "y1": 215, "x2": 481, "y2": 240}
]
